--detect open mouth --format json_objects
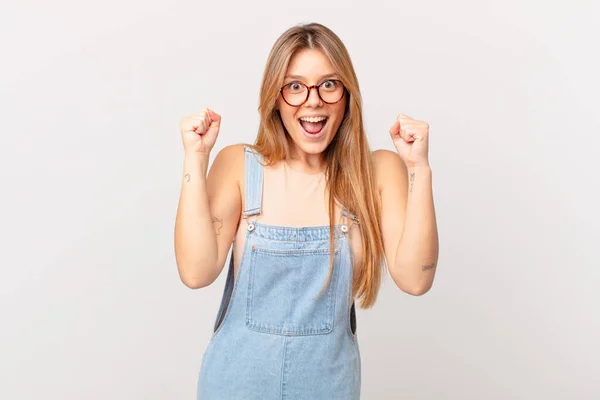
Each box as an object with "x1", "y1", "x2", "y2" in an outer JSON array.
[{"x1": 298, "y1": 117, "x2": 329, "y2": 135}]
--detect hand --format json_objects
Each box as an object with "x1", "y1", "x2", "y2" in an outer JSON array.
[
  {"x1": 389, "y1": 113, "x2": 430, "y2": 167},
  {"x1": 180, "y1": 108, "x2": 221, "y2": 155}
]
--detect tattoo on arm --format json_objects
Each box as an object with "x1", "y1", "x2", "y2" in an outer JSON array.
[
  {"x1": 409, "y1": 172, "x2": 415, "y2": 192},
  {"x1": 212, "y1": 217, "x2": 223, "y2": 235},
  {"x1": 422, "y1": 263, "x2": 436, "y2": 271},
  {"x1": 184, "y1": 173, "x2": 191, "y2": 182}
]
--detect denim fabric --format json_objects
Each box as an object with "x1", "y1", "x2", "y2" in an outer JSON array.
[{"x1": 197, "y1": 146, "x2": 361, "y2": 399}]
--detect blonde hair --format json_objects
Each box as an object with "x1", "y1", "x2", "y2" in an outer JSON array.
[{"x1": 248, "y1": 23, "x2": 385, "y2": 309}]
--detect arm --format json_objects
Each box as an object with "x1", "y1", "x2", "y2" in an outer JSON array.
[
  {"x1": 375, "y1": 150, "x2": 439, "y2": 295},
  {"x1": 174, "y1": 144, "x2": 243, "y2": 288}
]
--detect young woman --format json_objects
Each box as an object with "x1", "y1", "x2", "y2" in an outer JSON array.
[{"x1": 175, "y1": 22, "x2": 439, "y2": 400}]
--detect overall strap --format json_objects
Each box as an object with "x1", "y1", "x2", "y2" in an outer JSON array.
[
  {"x1": 242, "y1": 145, "x2": 264, "y2": 218},
  {"x1": 342, "y1": 207, "x2": 359, "y2": 224}
]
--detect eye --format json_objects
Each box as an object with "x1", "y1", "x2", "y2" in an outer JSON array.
[
  {"x1": 321, "y1": 80, "x2": 337, "y2": 90},
  {"x1": 286, "y1": 82, "x2": 304, "y2": 93}
]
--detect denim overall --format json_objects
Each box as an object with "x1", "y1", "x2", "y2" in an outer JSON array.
[{"x1": 197, "y1": 146, "x2": 361, "y2": 399}]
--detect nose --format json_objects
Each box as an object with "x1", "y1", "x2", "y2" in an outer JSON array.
[{"x1": 304, "y1": 86, "x2": 323, "y2": 107}]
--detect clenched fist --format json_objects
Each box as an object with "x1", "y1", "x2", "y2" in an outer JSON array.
[
  {"x1": 389, "y1": 113, "x2": 430, "y2": 168},
  {"x1": 180, "y1": 108, "x2": 221, "y2": 155}
]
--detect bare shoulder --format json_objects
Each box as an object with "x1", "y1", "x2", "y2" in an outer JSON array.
[
  {"x1": 212, "y1": 143, "x2": 247, "y2": 166},
  {"x1": 372, "y1": 149, "x2": 408, "y2": 194},
  {"x1": 209, "y1": 143, "x2": 246, "y2": 187},
  {"x1": 205, "y1": 144, "x2": 247, "y2": 214}
]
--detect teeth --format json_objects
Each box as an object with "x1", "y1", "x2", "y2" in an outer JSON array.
[{"x1": 299, "y1": 116, "x2": 327, "y2": 123}]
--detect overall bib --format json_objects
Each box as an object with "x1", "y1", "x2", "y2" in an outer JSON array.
[{"x1": 197, "y1": 146, "x2": 361, "y2": 399}]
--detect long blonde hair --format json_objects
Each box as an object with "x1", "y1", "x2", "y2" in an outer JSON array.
[{"x1": 248, "y1": 23, "x2": 385, "y2": 309}]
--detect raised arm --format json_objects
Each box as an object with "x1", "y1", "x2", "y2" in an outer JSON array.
[
  {"x1": 376, "y1": 113, "x2": 439, "y2": 295},
  {"x1": 173, "y1": 109, "x2": 243, "y2": 288}
]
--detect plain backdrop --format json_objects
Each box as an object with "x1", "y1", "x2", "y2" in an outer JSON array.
[{"x1": 1, "y1": 0, "x2": 598, "y2": 399}]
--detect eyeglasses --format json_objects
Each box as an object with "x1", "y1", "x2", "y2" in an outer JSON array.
[{"x1": 279, "y1": 79, "x2": 346, "y2": 107}]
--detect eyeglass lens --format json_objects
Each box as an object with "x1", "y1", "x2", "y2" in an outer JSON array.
[{"x1": 282, "y1": 80, "x2": 344, "y2": 106}]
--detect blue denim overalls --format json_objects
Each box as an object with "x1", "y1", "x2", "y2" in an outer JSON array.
[{"x1": 197, "y1": 145, "x2": 361, "y2": 399}]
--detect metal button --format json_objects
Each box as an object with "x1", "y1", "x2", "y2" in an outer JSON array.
[
  {"x1": 247, "y1": 223, "x2": 255, "y2": 232},
  {"x1": 340, "y1": 224, "x2": 348, "y2": 233}
]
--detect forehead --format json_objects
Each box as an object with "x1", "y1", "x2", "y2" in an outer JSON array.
[{"x1": 285, "y1": 48, "x2": 338, "y2": 80}]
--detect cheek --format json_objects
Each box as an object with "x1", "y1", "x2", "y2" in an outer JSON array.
[
  {"x1": 279, "y1": 106, "x2": 297, "y2": 125},
  {"x1": 278, "y1": 109, "x2": 298, "y2": 132},
  {"x1": 331, "y1": 104, "x2": 347, "y2": 126},
  {"x1": 282, "y1": 111, "x2": 296, "y2": 126}
]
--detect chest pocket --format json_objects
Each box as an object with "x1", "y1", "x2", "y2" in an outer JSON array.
[{"x1": 246, "y1": 245, "x2": 340, "y2": 336}]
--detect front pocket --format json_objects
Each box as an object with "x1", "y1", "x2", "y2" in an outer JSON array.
[{"x1": 246, "y1": 246, "x2": 340, "y2": 336}]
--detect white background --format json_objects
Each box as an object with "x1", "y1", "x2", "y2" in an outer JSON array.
[{"x1": 1, "y1": 0, "x2": 598, "y2": 398}]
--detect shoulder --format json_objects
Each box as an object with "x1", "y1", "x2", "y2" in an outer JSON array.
[
  {"x1": 209, "y1": 143, "x2": 248, "y2": 187},
  {"x1": 214, "y1": 143, "x2": 248, "y2": 160},
  {"x1": 211, "y1": 143, "x2": 247, "y2": 168},
  {"x1": 372, "y1": 149, "x2": 408, "y2": 194}
]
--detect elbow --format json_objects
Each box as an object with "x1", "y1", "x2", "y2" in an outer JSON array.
[
  {"x1": 393, "y1": 279, "x2": 430, "y2": 296},
  {"x1": 180, "y1": 276, "x2": 212, "y2": 289},
  {"x1": 391, "y1": 271, "x2": 434, "y2": 296},
  {"x1": 405, "y1": 284, "x2": 432, "y2": 296},
  {"x1": 176, "y1": 261, "x2": 216, "y2": 289},
  {"x1": 392, "y1": 258, "x2": 437, "y2": 296}
]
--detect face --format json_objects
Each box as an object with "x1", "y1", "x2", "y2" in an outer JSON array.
[{"x1": 276, "y1": 48, "x2": 347, "y2": 162}]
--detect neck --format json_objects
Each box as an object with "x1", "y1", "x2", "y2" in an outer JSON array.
[{"x1": 286, "y1": 147, "x2": 327, "y2": 174}]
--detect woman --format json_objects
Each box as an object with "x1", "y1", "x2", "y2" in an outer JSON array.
[{"x1": 175, "y1": 22, "x2": 439, "y2": 400}]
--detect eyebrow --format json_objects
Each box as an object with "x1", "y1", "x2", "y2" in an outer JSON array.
[{"x1": 284, "y1": 73, "x2": 339, "y2": 80}]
